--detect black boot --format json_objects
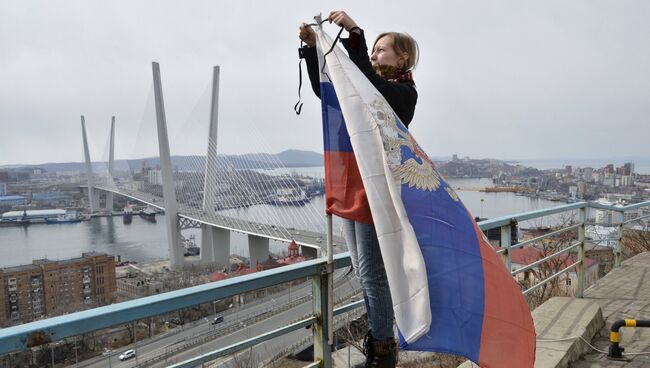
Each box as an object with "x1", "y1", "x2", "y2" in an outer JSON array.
[{"x1": 354, "y1": 333, "x2": 397, "y2": 368}]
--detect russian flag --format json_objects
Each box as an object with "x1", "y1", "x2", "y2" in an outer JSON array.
[
  {"x1": 314, "y1": 23, "x2": 536, "y2": 367},
  {"x1": 320, "y1": 54, "x2": 373, "y2": 224}
]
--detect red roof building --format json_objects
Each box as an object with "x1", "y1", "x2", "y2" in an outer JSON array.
[
  {"x1": 278, "y1": 240, "x2": 309, "y2": 265},
  {"x1": 208, "y1": 240, "x2": 312, "y2": 282},
  {"x1": 509, "y1": 246, "x2": 600, "y2": 294}
]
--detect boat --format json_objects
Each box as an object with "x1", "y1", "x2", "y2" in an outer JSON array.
[
  {"x1": 123, "y1": 204, "x2": 133, "y2": 225},
  {"x1": 139, "y1": 207, "x2": 157, "y2": 223},
  {"x1": 271, "y1": 189, "x2": 309, "y2": 206},
  {"x1": 0, "y1": 219, "x2": 31, "y2": 227},
  {"x1": 183, "y1": 235, "x2": 200, "y2": 257},
  {"x1": 45, "y1": 212, "x2": 82, "y2": 224}
]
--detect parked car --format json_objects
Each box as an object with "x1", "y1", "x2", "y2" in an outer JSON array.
[
  {"x1": 119, "y1": 349, "x2": 136, "y2": 361},
  {"x1": 211, "y1": 316, "x2": 224, "y2": 325}
]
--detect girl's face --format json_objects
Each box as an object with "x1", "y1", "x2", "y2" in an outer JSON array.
[{"x1": 371, "y1": 35, "x2": 405, "y2": 69}]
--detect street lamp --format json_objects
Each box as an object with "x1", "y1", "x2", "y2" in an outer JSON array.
[{"x1": 480, "y1": 198, "x2": 485, "y2": 218}]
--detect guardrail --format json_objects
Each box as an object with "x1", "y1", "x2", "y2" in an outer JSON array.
[
  {"x1": 479, "y1": 200, "x2": 650, "y2": 299},
  {"x1": 0, "y1": 200, "x2": 649, "y2": 368}
]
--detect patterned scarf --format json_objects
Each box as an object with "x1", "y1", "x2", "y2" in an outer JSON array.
[{"x1": 373, "y1": 64, "x2": 414, "y2": 84}]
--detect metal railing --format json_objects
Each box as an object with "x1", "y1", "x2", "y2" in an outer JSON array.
[
  {"x1": 0, "y1": 200, "x2": 649, "y2": 368},
  {"x1": 479, "y1": 200, "x2": 650, "y2": 298}
]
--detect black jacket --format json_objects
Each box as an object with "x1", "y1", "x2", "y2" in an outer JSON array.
[{"x1": 300, "y1": 29, "x2": 417, "y2": 127}]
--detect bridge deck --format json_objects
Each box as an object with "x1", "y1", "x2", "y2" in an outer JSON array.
[{"x1": 93, "y1": 185, "x2": 346, "y2": 249}]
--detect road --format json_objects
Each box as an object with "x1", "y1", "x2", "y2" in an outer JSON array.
[{"x1": 74, "y1": 269, "x2": 359, "y2": 368}]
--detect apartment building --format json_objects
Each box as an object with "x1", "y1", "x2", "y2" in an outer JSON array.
[{"x1": 0, "y1": 252, "x2": 116, "y2": 327}]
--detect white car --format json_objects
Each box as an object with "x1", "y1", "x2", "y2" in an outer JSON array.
[{"x1": 119, "y1": 349, "x2": 136, "y2": 361}]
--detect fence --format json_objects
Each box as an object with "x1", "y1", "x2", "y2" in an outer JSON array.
[{"x1": 0, "y1": 200, "x2": 649, "y2": 367}]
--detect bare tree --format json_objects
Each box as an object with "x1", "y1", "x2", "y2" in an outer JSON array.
[
  {"x1": 518, "y1": 216, "x2": 577, "y2": 308},
  {"x1": 621, "y1": 223, "x2": 650, "y2": 255}
]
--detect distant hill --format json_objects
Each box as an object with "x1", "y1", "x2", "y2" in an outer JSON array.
[
  {"x1": 275, "y1": 149, "x2": 323, "y2": 167},
  {"x1": 0, "y1": 150, "x2": 324, "y2": 173}
]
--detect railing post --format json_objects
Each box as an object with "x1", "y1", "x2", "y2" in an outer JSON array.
[
  {"x1": 577, "y1": 207, "x2": 586, "y2": 298},
  {"x1": 615, "y1": 213, "x2": 624, "y2": 267},
  {"x1": 312, "y1": 265, "x2": 332, "y2": 367},
  {"x1": 500, "y1": 223, "x2": 512, "y2": 272}
]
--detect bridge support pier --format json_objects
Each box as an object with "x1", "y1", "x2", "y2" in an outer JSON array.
[
  {"x1": 105, "y1": 191, "x2": 113, "y2": 212},
  {"x1": 248, "y1": 235, "x2": 269, "y2": 267},
  {"x1": 301, "y1": 246, "x2": 318, "y2": 259},
  {"x1": 200, "y1": 225, "x2": 230, "y2": 267}
]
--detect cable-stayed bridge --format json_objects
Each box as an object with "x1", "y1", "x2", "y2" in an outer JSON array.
[{"x1": 80, "y1": 63, "x2": 343, "y2": 270}]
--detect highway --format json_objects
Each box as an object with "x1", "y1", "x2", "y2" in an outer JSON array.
[{"x1": 75, "y1": 269, "x2": 360, "y2": 368}]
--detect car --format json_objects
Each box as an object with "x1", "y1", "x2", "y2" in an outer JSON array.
[
  {"x1": 119, "y1": 349, "x2": 136, "y2": 361},
  {"x1": 211, "y1": 316, "x2": 224, "y2": 325},
  {"x1": 101, "y1": 349, "x2": 112, "y2": 356}
]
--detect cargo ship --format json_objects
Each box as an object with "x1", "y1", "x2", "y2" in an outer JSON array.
[
  {"x1": 270, "y1": 188, "x2": 309, "y2": 206},
  {"x1": 45, "y1": 211, "x2": 82, "y2": 224},
  {"x1": 0, "y1": 219, "x2": 30, "y2": 227}
]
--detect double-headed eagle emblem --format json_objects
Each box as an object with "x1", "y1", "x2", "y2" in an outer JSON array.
[{"x1": 369, "y1": 97, "x2": 459, "y2": 202}]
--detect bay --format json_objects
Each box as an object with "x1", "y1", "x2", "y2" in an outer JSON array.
[{"x1": 0, "y1": 177, "x2": 566, "y2": 268}]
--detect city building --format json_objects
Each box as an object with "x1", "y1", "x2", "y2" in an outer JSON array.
[
  {"x1": 594, "y1": 199, "x2": 624, "y2": 226},
  {"x1": 0, "y1": 183, "x2": 6, "y2": 196},
  {"x1": 585, "y1": 241, "x2": 615, "y2": 278},
  {"x1": 0, "y1": 253, "x2": 116, "y2": 327},
  {"x1": 624, "y1": 162, "x2": 635, "y2": 176},
  {"x1": 31, "y1": 191, "x2": 70, "y2": 205},
  {"x1": 511, "y1": 247, "x2": 599, "y2": 295},
  {"x1": 117, "y1": 276, "x2": 164, "y2": 299},
  {"x1": 577, "y1": 182, "x2": 588, "y2": 198},
  {"x1": 621, "y1": 175, "x2": 634, "y2": 187},
  {"x1": 148, "y1": 169, "x2": 163, "y2": 185},
  {"x1": 0, "y1": 265, "x2": 44, "y2": 326},
  {"x1": 582, "y1": 167, "x2": 593, "y2": 183},
  {"x1": 603, "y1": 173, "x2": 616, "y2": 187},
  {"x1": 1, "y1": 209, "x2": 66, "y2": 223},
  {"x1": 0, "y1": 195, "x2": 25, "y2": 207}
]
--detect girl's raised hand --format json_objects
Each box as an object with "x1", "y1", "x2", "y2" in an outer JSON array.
[
  {"x1": 328, "y1": 11, "x2": 358, "y2": 32},
  {"x1": 298, "y1": 22, "x2": 316, "y2": 47}
]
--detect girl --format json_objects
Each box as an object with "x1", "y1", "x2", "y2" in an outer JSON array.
[{"x1": 299, "y1": 10, "x2": 418, "y2": 368}]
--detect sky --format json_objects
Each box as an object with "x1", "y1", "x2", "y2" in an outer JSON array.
[{"x1": 1, "y1": 0, "x2": 649, "y2": 166}]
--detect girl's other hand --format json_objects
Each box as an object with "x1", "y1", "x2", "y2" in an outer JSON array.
[
  {"x1": 328, "y1": 11, "x2": 358, "y2": 32},
  {"x1": 299, "y1": 23, "x2": 316, "y2": 47}
]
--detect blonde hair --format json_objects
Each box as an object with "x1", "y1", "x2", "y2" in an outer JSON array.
[{"x1": 373, "y1": 32, "x2": 419, "y2": 71}]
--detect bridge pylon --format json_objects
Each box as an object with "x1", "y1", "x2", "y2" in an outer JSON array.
[
  {"x1": 200, "y1": 65, "x2": 231, "y2": 266},
  {"x1": 152, "y1": 62, "x2": 184, "y2": 269},
  {"x1": 81, "y1": 116, "x2": 98, "y2": 214},
  {"x1": 105, "y1": 116, "x2": 115, "y2": 212}
]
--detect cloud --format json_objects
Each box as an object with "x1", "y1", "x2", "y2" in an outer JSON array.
[{"x1": 1, "y1": 0, "x2": 649, "y2": 165}]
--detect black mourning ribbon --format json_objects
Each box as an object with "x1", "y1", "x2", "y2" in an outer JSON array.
[{"x1": 294, "y1": 19, "x2": 344, "y2": 115}]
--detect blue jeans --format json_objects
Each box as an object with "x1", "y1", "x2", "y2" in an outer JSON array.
[{"x1": 343, "y1": 219, "x2": 394, "y2": 341}]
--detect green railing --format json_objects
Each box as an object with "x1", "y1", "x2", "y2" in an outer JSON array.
[{"x1": 0, "y1": 200, "x2": 649, "y2": 367}]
